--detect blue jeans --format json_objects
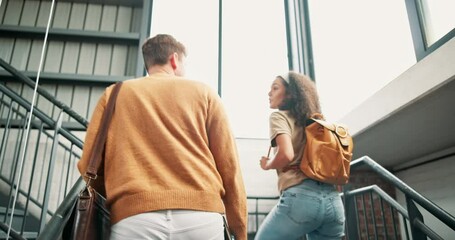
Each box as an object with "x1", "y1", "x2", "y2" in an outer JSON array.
[{"x1": 255, "y1": 179, "x2": 345, "y2": 240}]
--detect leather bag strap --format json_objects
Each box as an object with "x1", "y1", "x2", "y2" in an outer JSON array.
[
  {"x1": 311, "y1": 118, "x2": 335, "y2": 131},
  {"x1": 311, "y1": 118, "x2": 350, "y2": 147},
  {"x1": 85, "y1": 82, "x2": 123, "y2": 181}
]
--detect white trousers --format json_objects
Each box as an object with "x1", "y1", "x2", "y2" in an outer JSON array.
[{"x1": 110, "y1": 210, "x2": 225, "y2": 240}]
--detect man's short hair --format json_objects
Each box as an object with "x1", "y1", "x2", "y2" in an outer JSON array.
[{"x1": 142, "y1": 34, "x2": 187, "y2": 70}]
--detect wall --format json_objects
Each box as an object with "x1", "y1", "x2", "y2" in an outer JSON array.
[
  {"x1": 340, "y1": 35, "x2": 455, "y2": 239},
  {"x1": 395, "y1": 155, "x2": 455, "y2": 240},
  {"x1": 0, "y1": 0, "x2": 145, "y2": 125}
]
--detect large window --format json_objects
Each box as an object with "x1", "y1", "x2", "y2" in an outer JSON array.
[
  {"x1": 151, "y1": 0, "x2": 287, "y2": 139},
  {"x1": 418, "y1": 0, "x2": 455, "y2": 47},
  {"x1": 405, "y1": 0, "x2": 455, "y2": 60},
  {"x1": 222, "y1": 1, "x2": 288, "y2": 139},
  {"x1": 150, "y1": 1, "x2": 287, "y2": 196},
  {"x1": 151, "y1": 1, "x2": 219, "y2": 90},
  {"x1": 222, "y1": 0, "x2": 287, "y2": 197},
  {"x1": 308, "y1": 0, "x2": 416, "y2": 121}
]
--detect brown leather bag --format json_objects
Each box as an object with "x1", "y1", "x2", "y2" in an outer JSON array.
[
  {"x1": 300, "y1": 113, "x2": 354, "y2": 185},
  {"x1": 62, "y1": 82, "x2": 123, "y2": 240}
]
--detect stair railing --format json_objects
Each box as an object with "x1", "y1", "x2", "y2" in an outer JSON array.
[
  {"x1": 0, "y1": 58, "x2": 89, "y2": 129},
  {"x1": 344, "y1": 184, "x2": 408, "y2": 239},
  {"x1": 345, "y1": 156, "x2": 455, "y2": 239},
  {"x1": 0, "y1": 58, "x2": 87, "y2": 239},
  {"x1": 3, "y1": 57, "x2": 455, "y2": 239},
  {"x1": 246, "y1": 156, "x2": 455, "y2": 240}
]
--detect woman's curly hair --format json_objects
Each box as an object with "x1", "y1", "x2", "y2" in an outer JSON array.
[{"x1": 279, "y1": 71, "x2": 322, "y2": 126}]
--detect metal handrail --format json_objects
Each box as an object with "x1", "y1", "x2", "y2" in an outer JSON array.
[
  {"x1": 0, "y1": 221, "x2": 26, "y2": 240},
  {"x1": 2, "y1": 57, "x2": 454, "y2": 239},
  {"x1": 36, "y1": 178, "x2": 85, "y2": 240},
  {"x1": 0, "y1": 84, "x2": 83, "y2": 149},
  {"x1": 344, "y1": 184, "x2": 408, "y2": 239},
  {"x1": 0, "y1": 59, "x2": 86, "y2": 239},
  {"x1": 247, "y1": 157, "x2": 455, "y2": 239},
  {"x1": 351, "y1": 156, "x2": 455, "y2": 231},
  {"x1": 247, "y1": 196, "x2": 279, "y2": 234},
  {"x1": 345, "y1": 184, "x2": 409, "y2": 219},
  {"x1": 0, "y1": 58, "x2": 88, "y2": 128}
]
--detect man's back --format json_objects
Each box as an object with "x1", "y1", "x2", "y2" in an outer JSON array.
[
  {"x1": 111, "y1": 73, "x2": 216, "y2": 171},
  {"x1": 78, "y1": 33, "x2": 247, "y2": 239},
  {"x1": 79, "y1": 72, "x2": 246, "y2": 231}
]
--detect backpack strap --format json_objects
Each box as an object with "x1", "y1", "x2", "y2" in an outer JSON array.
[
  {"x1": 85, "y1": 82, "x2": 123, "y2": 182},
  {"x1": 311, "y1": 118, "x2": 351, "y2": 148}
]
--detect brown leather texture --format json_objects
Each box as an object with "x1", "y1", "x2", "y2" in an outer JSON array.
[
  {"x1": 62, "y1": 82, "x2": 122, "y2": 240},
  {"x1": 65, "y1": 187, "x2": 110, "y2": 240},
  {"x1": 300, "y1": 116, "x2": 354, "y2": 185}
]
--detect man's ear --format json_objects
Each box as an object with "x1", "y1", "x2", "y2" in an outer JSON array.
[{"x1": 170, "y1": 52, "x2": 179, "y2": 70}]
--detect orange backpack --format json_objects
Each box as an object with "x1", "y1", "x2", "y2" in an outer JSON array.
[{"x1": 300, "y1": 114, "x2": 354, "y2": 185}]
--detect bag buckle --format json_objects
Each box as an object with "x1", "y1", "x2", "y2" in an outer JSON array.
[
  {"x1": 335, "y1": 125, "x2": 348, "y2": 138},
  {"x1": 84, "y1": 173, "x2": 97, "y2": 187}
]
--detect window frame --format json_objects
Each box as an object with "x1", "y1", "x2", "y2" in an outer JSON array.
[
  {"x1": 284, "y1": 0, "x2": 315, "y2": 80},
  {"x1": 405, "y1": 0, "x2": 455, "y2": 61}
]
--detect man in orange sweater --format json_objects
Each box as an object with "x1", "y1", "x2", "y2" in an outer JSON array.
[{"x1": 78, "y1": 34, "x2": 247, "y2": 239}]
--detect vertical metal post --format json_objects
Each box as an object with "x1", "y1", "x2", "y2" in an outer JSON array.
[
  {"x1": 406, "y1": 196, "x2": 426, "y2": 240},
  {"x1": 255, "y1": 198, "x2": 259, "y2": 232},
  {"x1": 283, "y1": 0, "x2": 315, "y2": 79},
  {"x1": 345, "y1": 192, "x2": 359, "y2": 239},
  {"x1": 300, "y1": 0, "x2": 315, "y2": 80},
  {"x1": 39, "y1": 112, "x2": 63, "y2": 232},
  {"x1": 8, "y1": 0, "x2": 56, "y2": 237},
  {"x1": 390, "y1": 207, "x2": 400, "y2": 239},
  {"x1": 361, "y1": 195, "x2": 369, "y2": 237},
  {"x1": 379, "y1": 198, "x2": 388, "y2": 239},
  {"x1": 21, "y1": 124, "x2": 44, "y2": 234},
  {"x1": 404, "y1": 0, "x2": 425, "y2": 61},
  {"x1": 5, "y1": 117, "x2": 27, "y2": 223},
  {"x1": 402, "y1": 215, "x2": 411, "y2": 239},
  {"x1": 284, "y1": 0, "x2": 294, "y2": 71},
  {"x1": 0, "y1": 102, "x2": 14, "y2": 172},
  {"x1": 369, "y1": 192, "x2": 377, "y2": 238},
  {"x1": 136, "y1": 0, "x2": 153, "y2": 77},
  {"x1": 217, "y1": 0, "x2": 223, "y2": 97}
]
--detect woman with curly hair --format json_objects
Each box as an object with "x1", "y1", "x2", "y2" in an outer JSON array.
[{"x1": 255, "y1": 71, "x2": 345, "y2": 240}]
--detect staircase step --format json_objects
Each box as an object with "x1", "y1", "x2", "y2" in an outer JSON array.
[
  {"x1": 0, "y1": 231, "x2": 38, "y2": 239},
  {"x1": 0, "y1": 206, "x2": 31, "y2": 235},
  {"x1": 0, "y1": 207, "x2": 26, "y2": 217}
]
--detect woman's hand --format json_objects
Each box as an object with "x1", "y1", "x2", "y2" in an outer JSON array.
[
  {"x1": 260, "y1": 156, "x2": 270, "y2": 170},
  {"x1": 260, "y1": 134, "x2": 295, "y2": 170}
]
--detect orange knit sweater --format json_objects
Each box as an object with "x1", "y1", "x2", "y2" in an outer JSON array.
[{"x1": 78, "y1": 73, "x2": 247, "y2": 239}]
